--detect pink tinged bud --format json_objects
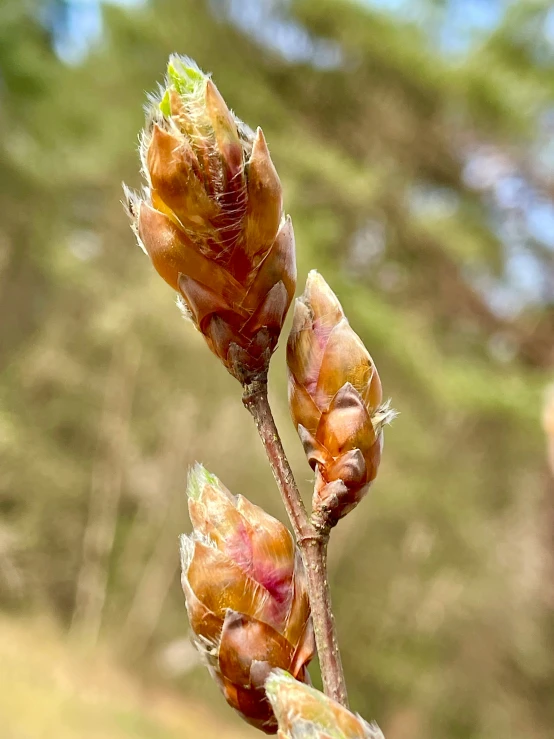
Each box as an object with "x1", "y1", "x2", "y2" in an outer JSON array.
[
  {"x1": 265, "y1": 670, "x2": 385, "y2": 739},
  {"x1": 180, "y1": 464, "x2": 314, "y2": 733},
  {"x1": 287, "y1": 272, "x2": 394, "y2": 524}
]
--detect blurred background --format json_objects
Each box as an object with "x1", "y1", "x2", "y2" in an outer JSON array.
[{"x1": 1, "y1": 0, "x2": 554, "y2": 737}]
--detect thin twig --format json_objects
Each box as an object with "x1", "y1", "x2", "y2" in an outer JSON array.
[
  {"x1": 301, "y1": 537, "x2": 349, "y2": 708},
  {"x1": 242, "y1": 379, "x2": 309, "y2": 541},
  {"x1": 242, "y1": 378, "x2": 349, "y2": 708}
]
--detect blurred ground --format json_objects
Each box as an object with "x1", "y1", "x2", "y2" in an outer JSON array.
[{"x1": 0, "y1": 616, "x2": 255, "y2": 739}]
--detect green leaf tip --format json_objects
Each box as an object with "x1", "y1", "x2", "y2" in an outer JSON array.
[
  {"x1": 159, "y1": 89, "x2": 171, "y2": 117},
  {"x1": 167, "y1": 54, "x2": 207, "y2": 97},
  {"x1": 265, "y1": 668, "x2": 294, "y2": 698},
  {"x1": 186, "y1": 462, "x2": 221, "y2": 500}
]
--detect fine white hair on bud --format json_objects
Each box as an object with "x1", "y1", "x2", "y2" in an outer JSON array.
[
  {"x1": 121, "y1": 184, "x2": 148, "y2": 255},
  {"x1": 175, "y1": 294, "x2": 193, "y2": 322},
  {"x1": 178, "y1": 533, "x2": 194, "y2": 573}
]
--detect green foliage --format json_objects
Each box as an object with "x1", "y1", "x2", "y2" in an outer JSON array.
[
  {"x1": 1, "y1": 1, "x2": 553, "y2": 738},
  {"x1": 167, "y1": 54, "x2": 206, "y2": 95}
]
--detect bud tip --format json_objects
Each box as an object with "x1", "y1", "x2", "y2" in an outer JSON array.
[
  {"x1": 186, "y1": 462, "x2": 221, "y2": 501},
  {"x1": 166, "y1": 54, "x2": 208, "y2": 96},
  {"x1": 264, "y1": 667, "x2": 291, "y2": 696}
]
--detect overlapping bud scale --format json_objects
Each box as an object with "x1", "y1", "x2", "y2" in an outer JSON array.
[
  {"x1": 266, "y1": 670, "x2": 385, "y2": 739},
  {"x1": 287, "y1": 272, "x2": 393, "y2": 523},
  {"x1": 180, "y1": 465, "x2": 314, "y2": 733},
  {"x1": 125, "y1": 56, "x2": 296, "y2": 383}
]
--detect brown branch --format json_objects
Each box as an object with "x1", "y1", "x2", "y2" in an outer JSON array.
[
  {"x1": 242, "y1": 379, "x2": 310, "y2": 541},
  {"x1": 242, "y1": 378, "x2": 349, "y2": 708},
  {"x1": 301, "y1": 536, "x2": 348, "y2": 708}
]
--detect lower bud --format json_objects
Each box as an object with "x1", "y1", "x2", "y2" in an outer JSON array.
[
  {"x1": 180, "y1": 465, "x2": 314, "y2": 733},
  {"x1": 265, "y1": 669, "x2": 385, "y2": 739}
]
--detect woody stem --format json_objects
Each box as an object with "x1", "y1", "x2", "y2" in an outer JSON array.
[{"x1": 242, "y1": 378, "x2": 349, "y2": 708}]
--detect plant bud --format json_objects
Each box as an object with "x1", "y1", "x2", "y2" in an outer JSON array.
[
  {"x1": 180, "y1": 464, "x2": 314, "y2": 733},
  {"x1": 124, "y1": 56, "x2": 296, "y2": 384},
  {"x1": 287, "y1": 271, "x2": 394, "y2": 524},
  {"x1": 265, "y1": 670, "x2": 385, "y2": 739}
]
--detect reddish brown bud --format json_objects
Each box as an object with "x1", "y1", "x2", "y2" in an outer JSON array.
[
  {"x1": 180, "y1": 465, "x2": 314, "y2": 733},
  {"x1": 265, "y1": 670, "x2": 385, "y2": 739},
  {"x1": 124, "y1": 56, "x2": 296, "y2": 384},
  {"x1": 287, "y1": 272, "x2": 394, "y2": 524}
]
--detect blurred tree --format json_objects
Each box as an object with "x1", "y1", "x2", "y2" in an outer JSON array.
[{"x1": 1, "y1": 0, "x2": 553, "y2": 737}]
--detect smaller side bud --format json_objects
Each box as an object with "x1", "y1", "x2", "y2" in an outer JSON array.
[
  {"x1": 287, "y1": 272, "x2": 396, "y2": 526},
  {"x1": 265, "y1": 669, "x2": 385, "y2": 739}
]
